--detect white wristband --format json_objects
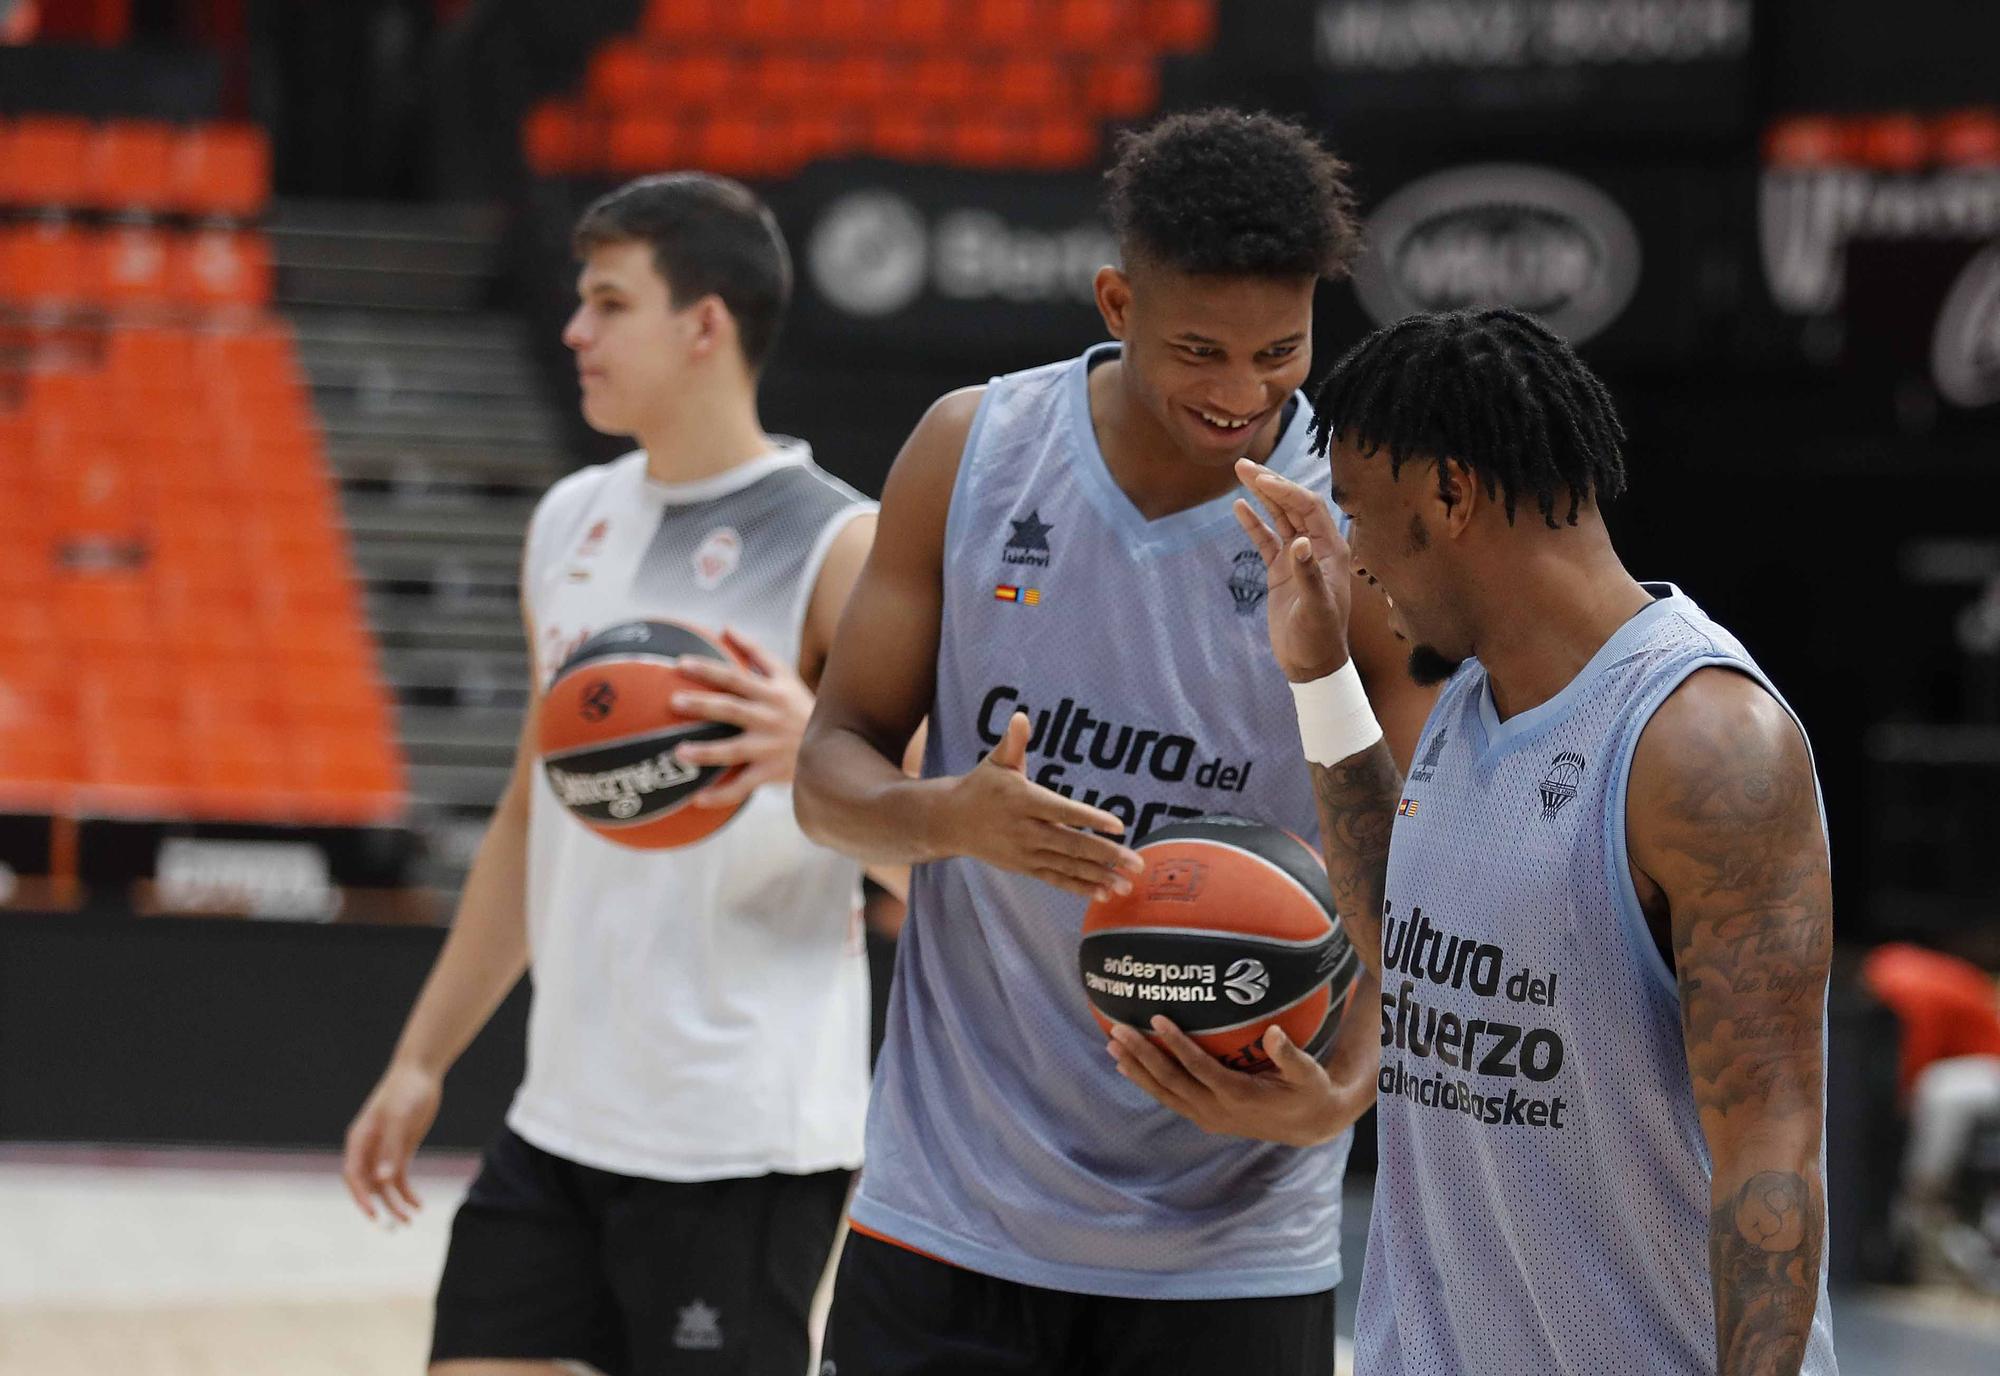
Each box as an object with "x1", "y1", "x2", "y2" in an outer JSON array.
[{"x1": 1290, "y1": 660, "x2": 1384, "y2": 766}]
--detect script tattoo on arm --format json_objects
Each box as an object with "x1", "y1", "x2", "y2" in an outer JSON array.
[
  {"x1": 1633, "y1": 670, "x2": 1832, "y2": 1376},
  {"x1": 1310, "y1": 740, "x2": 1402, "y2": 975}
]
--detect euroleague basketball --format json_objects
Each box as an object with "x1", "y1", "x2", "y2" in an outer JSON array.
[
  {"x1": 1079, "y1": 817, "x2": 1358, "y2": 1073},
  {"x1": 538, "y1": 620, "x2": 750, "y2": 849}
]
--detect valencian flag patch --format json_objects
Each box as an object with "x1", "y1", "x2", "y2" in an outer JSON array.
[{"x1": 994, "y1": 584, "x2": 1042, "y2": 605}]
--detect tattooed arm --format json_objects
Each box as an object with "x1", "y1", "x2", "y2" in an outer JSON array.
[{"x1": 1627, "y1": 669, "x2": 1832, "y2": 1376}]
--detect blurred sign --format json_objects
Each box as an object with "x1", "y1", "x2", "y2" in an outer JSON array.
[
  {"x1": 155, "y1": 838, "x2": 340, "y2": 921},
  {"x1": 1321, "y1": 159, "x2": 1717, "y2": 367},
  {"x1": 772, "y1": 161, "x2": 1115, "y2": 363},
  {"x1": 1351, "y1": 163, "x2": 1641, "y2": 345},
  {"x1": 1304, "y1": 0, "x2": 1754, "y2": 143}
]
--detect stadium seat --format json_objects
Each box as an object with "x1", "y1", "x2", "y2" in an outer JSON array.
[
  {"x1": 910, "y1": 55, "x2": 981, "y2": 112},
  {"x1": 1086, "y1": 56, "x2": 1160, "y2": 118},
  {"x1": 609, "y1": 114, "x2": 685, "y2": 174},
  {"x1": 96, "y1": 225, "x2": 175, "y2": 309},
  {"x1": 988, "y1": 56, "x2": 1072, "y2": 111},
  {"x1": 1935, "y1": 108, "x2": 2000, "y2": 166},
  {"x1": 91, "y1": 121, "x2": 179, "y2": 213},
  {"x1": 749, "y1": 53, "x2": 821, "y2": 109},
  {"x1": 588, "y1": 39, "x2": 661, "y2": 109},
  {"x1": 1148, "y1": 0, "x2": 1215, "y2": 52},
  {"x1": 970, "y1": 0, "x2": 1040, "y2": 48},
  {"x1": 662, "y1": 54, "x2": 739, "y2": 108},
  {"x1": 1053, "y1": 0, "x2": 1129, "y2": 52},
  {"x1": 641, "y1": 0, "x2": 724, "y2": 41},
  {"x1": 167, "y1": 230, "x2": 273, "y2": 310},
  {"x1": 724, "y1": 0, "x2": 805, "y2": 42},
  {"x1": 870, "y1": 111, "x2": 943, "y2": 163},
  {"x1": 2, "y1": 115, "x2": 95, "y2": 208},
  {"x1": 170, "y1": 124, "x2": 270, "y2": 219},
  {"x1": 1026, "y1": 116, "x2": 1098, "y2": 170},
  {"x1": 1, "y1": 224, "x2": 96, "y2": 308},
  {"x1": 882, "y1": 0, "x2": 951, "y2": 45},
  {"x1": 827, "y1": 53, "x2": 900, "y2": 111}
]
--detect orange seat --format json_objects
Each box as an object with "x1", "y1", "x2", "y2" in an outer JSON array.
[
  {"x1": 107, "y1": 325, "x2": 201, "y2": 386},
  {"x1": 970, "y1": 0, "x2": 1040, "y2": 48},
  {"x1": 2, "y1": 116, "x2": 95, "y2": 208},
  {"x1": 1086, "y1": 56, "x2": 1160, "y2": 118},
  {"x1": 608, "y1": 114, "x2": 685, "y2": 175},
  {"x1": 723, "y1": 0, "x2": 803, "y2": 41},
  {"x1": 524, "y1": 100, "x2": 587, "y2": 177},
  {"x1": 809, "y1": 0, "x2": 876, "y2": 44},
  {"x1": 171, "y1": 124, "x2": 270, "y2": 219},
  {"x1": 641, "y1": 0, "x2": 723, "y2": 40},
  {"x1": 946, "y1": 118, "x2": 1027, "y2": 170},
  {"x1": 883, "y1": 0, "x2": 951, "y2": 44},
  {"x1": 1054, "y1": 0, "x2": 1128, "y2": 52},
  {"x1": 587, "y1": 40, "x2": 661, "y2": 108},
  {"x1": 870, "y1": 112, "x2": 941, "y2": 163},
  {"x1": 827, "y1": 53, "x2": 899, "y2": 111},
  {"x1": 1025, "y1": 116, "x2": 1097, "y2": 170},
  {"x1": 168, "y1": 230, "x2": 273, "y2": 310},
  {"x1": 910, "y1": 55, "x2": 981, "y2": 112},
  {"x1": 660, "y1": 55, "x2": 739, "y2": 108},
  {"x1": 92, "y1": 121, "x2": 180, "y2": 213},
  {"x1": 749, "y1": 53, "x2": 821, "y2": 109},
  {"x1": 96, "y1": 225, "x2": 175, "y2": 308},
  {"x1": 988, "y1": 56, "x2": 1071, "y2": 111},
  {"x1": 1, "y1": 224, "x2": 96, "y2": 308},
  {"x1": 691, "y1": 113, "x2": 797, "y2": 179},
  {"x1": 1150, "y1": 0, "x2": 1215, "y2": 52}
]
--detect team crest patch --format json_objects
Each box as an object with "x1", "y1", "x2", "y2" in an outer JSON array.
[
  {"x1": 693, "y1": 527, "x2": 742, "y2": 590},
  {"x1": 1539, "y1": 752, "x2": 1586, "y2": 819},
  {"x1": 1228, "y1": 550, "x2": 1267, "y2": 614}
]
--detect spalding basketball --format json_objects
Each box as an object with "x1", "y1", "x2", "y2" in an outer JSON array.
[
  {"x1": 1080, "y1": 816, "x2": 1358, "y2": 1073},
  {"x1": 538, "y1": 620, "x2": 749, "y2": 849}
]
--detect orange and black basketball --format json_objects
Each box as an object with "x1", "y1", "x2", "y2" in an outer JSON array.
[
  {"x1": 538, "y1": 619, "x2": 749, "y2": 849},
  {"x1": 1079, "y1": 816, "x2": 1357, "y2": 1074}
]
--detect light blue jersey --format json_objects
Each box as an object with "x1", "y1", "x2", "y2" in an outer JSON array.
[
  {"x1": 849, "y1": 344, "x2": 1354, "y2": 1299},
  {"x1": 1358, "y1": 586, "x2": 1837, "y2": 1374}
]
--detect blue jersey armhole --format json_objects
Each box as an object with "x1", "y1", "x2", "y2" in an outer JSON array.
[
  {"x1": 940, "y1": 381, "x2": 1001, "y2": 561},
  {"x1": 1601, "y1": 653, "x2": 1828, "y2": 1003}
]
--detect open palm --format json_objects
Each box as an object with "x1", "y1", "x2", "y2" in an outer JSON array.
[{"x1": 1232, "y1": 458, "x2": 1353, "y2": 683}]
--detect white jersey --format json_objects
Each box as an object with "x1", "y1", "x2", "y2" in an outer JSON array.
[{"x1": 509, "y1": 442, "x2": 874, "y2": 1181}]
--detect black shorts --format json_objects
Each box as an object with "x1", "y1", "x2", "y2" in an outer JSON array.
[
  {"x1": 822, "y1": 1231, "x2": 1338, "y2": 1376},
  {"x1": 432, "y1": 1127, "x2": 850, "y2": 1375}
]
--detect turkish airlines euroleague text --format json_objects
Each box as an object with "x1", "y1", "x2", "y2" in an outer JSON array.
[{"x1": 1378, "y1": 901, "x2": 1572, "y2": 1130}]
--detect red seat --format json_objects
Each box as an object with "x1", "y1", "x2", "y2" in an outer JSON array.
[
  {"x1": 91, "y1": 121, "x2": 179, "y2": 213},
  {"x1": 641, "y1": 0, "x2": 723, "y2": 40},
  {"x1": 946, "y1": 117, "x2": 1028, "y2": 170},
  {"x1": 1026, "y1": 116, "x2": 1097, "y2": 170},
  {"x1": 1053, "y1": 0, "x2": 1129, "y2": 52},
  {"x1": 171, "y1": 124, "x2": 270, "y2": 219},
  {"x1": 1149, "y1": 0, "x2": 1215, "y2": 52},
  {"x1": 1, "y1": 224, "x2": 96, "y2": 308},
  {"x1": 988, "y1": 56, "x2": 1072, "y2": 111},
  {"x1": 749, "y1": 53, "x2": 821, "y2": 109},
  {"x1": 608, "y1": 114, "x2": 686, "y2": 174},
  {"x1": 883, "y1": 0, "x2": 951, "y2": 44},
  {"x1": 168, "y1": 230, "x2": 273, "y2": 310},
  {"x1": 660, "y1": 54, "x2": 739, "y2": 108},
  {"x1": 723, "y1": 0, "x2": 804, "y2": 41},
  {"x1": 587, "y1": 40, "x2": 661, "y2": 108},
  {"x1": 96, "y1": 225, "x2": 175, "y2": 308},
  {"x1": 870, "y1": 112, "x2": 941, "y2": 163},
  {"x1": 2, "y1": 116, "x2": 95, "y2": 208},
  {"x1": 524, "y1": 101, "x2": 589, "y2": 177},
  {"x1": 910, "y1": 55, "x2": 981, "y2": 112},
  {"x1": 970, "y1": 0, "x2": 1040, "y2": 48},
  {"x1": 1086, "y1": 56, "x2": 1160, "y2": 118}
]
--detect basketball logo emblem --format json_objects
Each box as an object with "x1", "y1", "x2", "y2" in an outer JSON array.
[
  {"x1": 579, "y1": 680, "x2": 616, "y2": 722},
  {"x1": 1223, "y1": 958, "x2": 1270, "y2": 1006},
  {"x1": 1540, "y1": 751, "x2": 1586, "y2": 819}
]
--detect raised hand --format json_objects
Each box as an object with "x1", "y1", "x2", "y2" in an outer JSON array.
[
  {"x1": 1233, "y1": 458, "x2": 1354, "y2": 683},
  {"x1": 936, "y1": 710, "x2": 1146, "y2": 900},
  {"x1": 669, "y1": 629, "x2": 816, "y2": 810}
]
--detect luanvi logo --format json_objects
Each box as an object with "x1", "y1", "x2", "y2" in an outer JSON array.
[
  {"x1": 1932, "y1": 243, "x2": 2000, "y2": 409},
  {"x1": 1003, "y1": 509, "x2": 1054, "y2": 567},
  {"x1": 807, "y1": 190, "x2": 1115, "y2": 318},
  {"x1": 1408, "y1": 726, "x2": 1449, "y2": 783},
  {"x1": 1353, "y1": 165, "x2": 1641, "y2": 344}
]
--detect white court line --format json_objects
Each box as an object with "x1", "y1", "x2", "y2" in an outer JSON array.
[{"x1": 0, "y1": 1152, "x2": 474, "y2": 1310}]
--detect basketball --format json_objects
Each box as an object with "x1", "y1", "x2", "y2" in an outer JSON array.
[
  {"x1": 1079, "y1": 817, "x2": 1358, "y2": 1074},
  {"x1": 537, "y1": 619, "x2": 750, "y2": 849}
]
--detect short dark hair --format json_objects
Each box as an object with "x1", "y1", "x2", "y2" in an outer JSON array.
[
  {"x1": 573, "y1": 172, "x2": 792, "y2": 371},
  {"x1": 1310, "y1": 308, "x2": 1629, "y2": 528},
  {"x1": 1103, "y1": 108, "x2": 1361, "y2": 279}
]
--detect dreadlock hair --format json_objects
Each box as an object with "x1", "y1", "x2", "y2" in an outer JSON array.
[
  {"x1": 1309, "y1": 308, "x2": 1628, "y2": 528},
  {"x1": 1104, "y1": 108, "x2": 1362, "y2": 279}
]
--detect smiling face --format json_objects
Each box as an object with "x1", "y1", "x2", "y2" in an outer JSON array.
[
  {"x1": 1327, "y1": 433, "x2": 1476, "y2": 685},
  {"x1": 1097, "y1": 261, "x2": 1316, "y2": 468},
  {"x1": 561, "y1": 239, "x2": 707, "y2": 437}
]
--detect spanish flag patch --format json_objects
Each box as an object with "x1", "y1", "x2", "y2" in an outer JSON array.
[
  {"x1": 1396, "y1": 798, "x2": 1419, "y2": 817},
  {"x1": 994, "y1": 584, "x2": 1042, "y2": 606}
]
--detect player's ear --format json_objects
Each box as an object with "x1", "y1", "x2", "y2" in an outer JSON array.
[
  {"x1": 686, "y1": 295, "x2": 731, "y2": 362},
  {"x1": 1094, "y1": 266, "x2": 1132, "y2": 340},
  {"x1": 1435, "y1": 459, "x2": 1478, "y2": 538}
]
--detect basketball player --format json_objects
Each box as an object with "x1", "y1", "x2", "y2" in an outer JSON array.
[
  {"x1": 1228, "y1": 307, "x2": 1838, "y2": 1373},
  {"x1": 794, "y1": 110, "x2": 1432, "y2": 1374},
  {"x1": 341, "y1": 173, "x2": 880, "y2": 1376}
]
